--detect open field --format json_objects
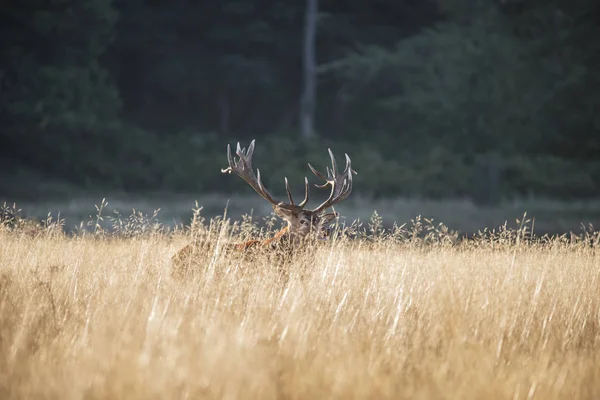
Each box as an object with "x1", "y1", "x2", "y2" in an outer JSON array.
[{"x1": 0, "y1": 211, "x2": 599, "y2": 400}]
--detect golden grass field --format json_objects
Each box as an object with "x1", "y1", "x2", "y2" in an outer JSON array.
[{"x1": 0, "y1": 207, "x2": 599, "y2": 400}]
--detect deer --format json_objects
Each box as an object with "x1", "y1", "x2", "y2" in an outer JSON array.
[{"x1": 171, "y1": 140, "x2": 357, "y2": 274}]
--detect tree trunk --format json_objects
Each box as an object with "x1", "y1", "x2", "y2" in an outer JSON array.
[{"x1": 300, "y1": 0, "x2": 318, "y2": 138}]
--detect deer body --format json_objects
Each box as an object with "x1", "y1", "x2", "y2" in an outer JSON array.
[
  {"x1": 171, "y1": 140, "x2": 356, "y2": 272},
  {"x1": 234, "y1": 226, "x2": 292, "y2": 251}
]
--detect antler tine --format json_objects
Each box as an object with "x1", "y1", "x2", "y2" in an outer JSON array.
[
  {"x1": 284, "y1": 176, "x2": 310, "y2": 207},
  {"x1": 284, "y1": 177, "x2": 295, "y2": 206},
  {"x1": 308, "y1": 150, "x2": 357, "y2": 214},
  {"x1": 329, "y1": 148, "x2": 338, "y2": 176},
  {"x1": 298, "y1": 177, "x2": 310, "y2": 207},
  {"x1": 221, "y1": 140, "x2": 280, "y2": 205},
  {"x1": 308, "y1": 162, "x2": 328, "y2": 183}
]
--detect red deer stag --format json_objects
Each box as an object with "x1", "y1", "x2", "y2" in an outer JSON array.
[{"x1": 172, "y1": 140, "x2": 356, "y2": 271}]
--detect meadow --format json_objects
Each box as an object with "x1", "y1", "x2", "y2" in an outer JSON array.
[{"x1": 0, "y1": 202, "x2": 599, "y2": 399}]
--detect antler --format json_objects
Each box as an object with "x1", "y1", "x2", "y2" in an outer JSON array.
[
  {"x1": 221, "y1": 140, "x2": 309, "y2": 209},
  {"x1": 308, "y1": 149, "x2": 357, "y2": 214}
]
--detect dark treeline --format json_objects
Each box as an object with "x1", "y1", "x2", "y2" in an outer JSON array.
[{"x1": 1, "y1": 0, "x2": 599, "y2": 202}]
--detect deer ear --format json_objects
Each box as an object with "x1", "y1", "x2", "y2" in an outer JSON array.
[
  {"x1": 320, "y1": 212, "x2": 338, "y2": 225},
  {"x1": 273, "y1": 206, "x2": 294, "y2": 221}
]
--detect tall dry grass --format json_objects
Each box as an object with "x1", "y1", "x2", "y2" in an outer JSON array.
[{"x1": 0, "y1": 205, "x2": 599, "y2": 399}]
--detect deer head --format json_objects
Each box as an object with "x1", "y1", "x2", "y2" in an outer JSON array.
[{"x1": 221, "y1": 140, "x2": 357, "y2": 241}]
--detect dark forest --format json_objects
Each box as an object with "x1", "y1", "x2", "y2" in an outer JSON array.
[{"x1": 1, "y1": 0, "x2": 599, "y2": 203}]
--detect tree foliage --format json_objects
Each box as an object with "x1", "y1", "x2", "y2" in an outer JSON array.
[
  {"x1": 0, "y1": 0, "x2": 598, "y2": 200},
  {"x1": 321, "y1": 0, "x2": 598, "y2": 157},
  {"x1": 0, "y1": 0, "x2": 121, "y2": 183}
]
